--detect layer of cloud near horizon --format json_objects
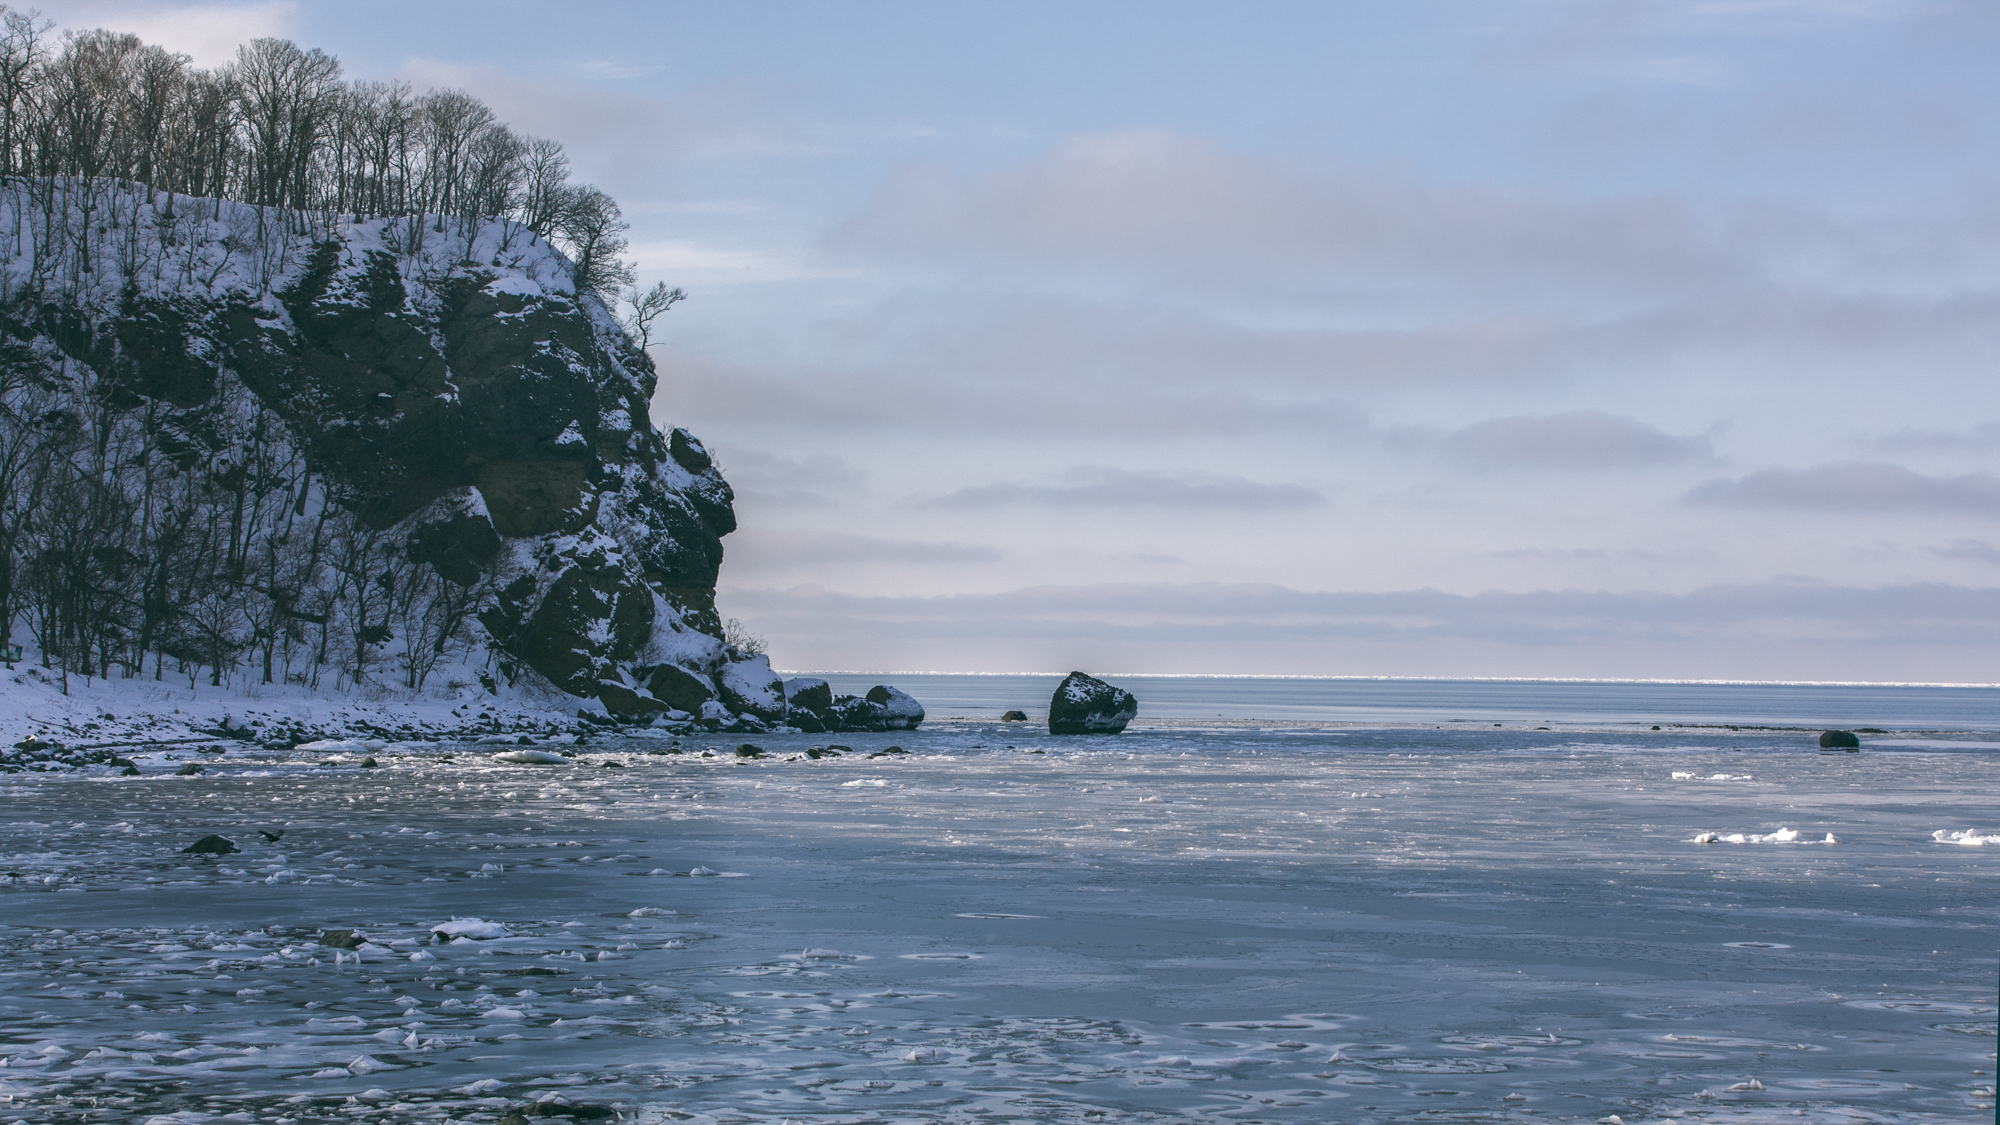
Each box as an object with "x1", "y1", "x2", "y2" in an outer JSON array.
[
  {"x1": 1688, "y1": 464, "x2": 2000, "y2": 516},
  {"x1": 926, "y1": 467, "x2": 1324, "y2": 510},
  {"x1": 42, "y1": 0, "x2": 2000, "y2": 678}
]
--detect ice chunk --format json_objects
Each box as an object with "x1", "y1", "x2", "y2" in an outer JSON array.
[
  {"x1": 494, "y1": 749, "x2": 568, "y2": 765},
  {"x1": 431, "y1": 918, "x2": 507, "y2": 940},
  {"x1": 687, "y1": 865, "x2": 719, "y2": 877},
  {"x1": 842, "y1": 778, "x2": 889, "y2": 788},
  {"x1": 456, "y1": 1079, "x2": 506, "y2": 1094},
  {"x1": 1933, "y1": 828, "x2": 1997, "y2": 846},
  {"x1": 480, "y1": 1007, "x2": 525, "y2": 1019}
]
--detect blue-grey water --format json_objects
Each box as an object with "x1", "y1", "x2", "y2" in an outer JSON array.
[{"x1": 2, "y1": 678, "x2": 1994, "y2": 1124}]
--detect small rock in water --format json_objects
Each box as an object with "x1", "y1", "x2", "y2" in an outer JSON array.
[
  {"x1": 734, "y1": 743, "x2": 764, "y2": 758},
  {"x1": 1048, "y1": 671, "x2": 1138, "y2": 735},
  {"x1": 120, "y1": 764, "x2": 141, "y2": 776},
  {"x1": 183, "y1": 834, "x2": 237, "y2": 855},
  {"x1": 360, "y1": 757, "x2": 378, "y2": 768},
  {"x1": 174, "y1": 762, "x2": 204, "y2": 776},
  {"x1": 1818, "y1": 730, "x2": 1861, "y2": 750},
  {"x1": 1001, "y1": 709, "x2": 1028, "y2": 722},
  {"x1": 318, "y1": 929, "x2": 366, "y2": 950},
  {"x1": 867, "y1": 745, "x2": 907, "y2": 758}
]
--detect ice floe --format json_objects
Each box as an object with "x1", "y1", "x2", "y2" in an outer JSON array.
[
  {"x1": 430, "y1": 918, "x2": 507, "y2": 940},
  {"x1": 1933, "y1": 828, "x2": 1998, "y2": 845},
  {"x1": 1692, "y1": 827, "x2": 1837, "y2": 844},
  {"x1": 494, "y1": 748, "x2": 569, "y2": 764}
]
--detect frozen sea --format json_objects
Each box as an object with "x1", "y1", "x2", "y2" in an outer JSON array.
[{"x1": 3, "y1": 677, "x2": 1996, "y2": 1125}]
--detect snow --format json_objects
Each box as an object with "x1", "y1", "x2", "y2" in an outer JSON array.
[
  {"x1": 1932, "y1": 828, "x2": 1997, "y2": 845},
  {"x1": 0, "y1": 718, "x2": 1992, "y2": 1121}
]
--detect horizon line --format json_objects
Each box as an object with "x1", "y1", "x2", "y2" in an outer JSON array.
[{"x1": 776, "y1": 670, "x2": 2000, "y2": 689}]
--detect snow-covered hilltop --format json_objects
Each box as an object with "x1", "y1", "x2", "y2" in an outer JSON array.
[{"x1": 0, "y1": 179, "x2": 910, "y2": 745}]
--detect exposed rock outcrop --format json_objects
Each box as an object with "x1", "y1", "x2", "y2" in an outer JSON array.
[
  {"x1": 1818, "y1": 730, "x2": 1860, "y2": 750},
  {"x1": 1049, "y1": 672, "x2": 1138, "y2": 735}
]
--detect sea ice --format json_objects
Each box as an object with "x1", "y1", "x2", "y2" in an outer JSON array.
[
  {"x1": 494, "y1": 749, "x2": 569, "y2": 764},
  {"x1": 430, "y1": 918, "x2": 507, "y2": 940},
  {"x1": 1932, "y1": 828, "x2": 1997, "y2": 845}
]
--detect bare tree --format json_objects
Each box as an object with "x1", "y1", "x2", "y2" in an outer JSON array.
[{"x1": 622, "y1": 280, "x2": 685, "y2": 351}]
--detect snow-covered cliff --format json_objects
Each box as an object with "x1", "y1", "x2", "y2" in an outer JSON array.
[{"x1": 0, "y1": 178, "x2": 750, "y2": 719}]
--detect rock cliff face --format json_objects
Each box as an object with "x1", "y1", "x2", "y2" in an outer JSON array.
[{"x1": 0, "y1": 182, "x2": 790, "y2": 724}]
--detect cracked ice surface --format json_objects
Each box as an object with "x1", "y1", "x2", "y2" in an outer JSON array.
[{"x1": 0, "y1": 724, "x2": 1994, "y2": 1123}]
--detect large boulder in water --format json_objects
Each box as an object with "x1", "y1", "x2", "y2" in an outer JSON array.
[
  {"x1": 1818, "y1": 729, "x2": 1861, "y2": 750},
  {"x1": 1048, "y1": 671, "x2": 1137, "y2": 735},
  {"x1": 866, "y1": 685, "x2": 925, "y2": 730}
]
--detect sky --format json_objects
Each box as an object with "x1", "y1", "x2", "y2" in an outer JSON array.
[{"x1": 40, "y1": 0, "x2": 2000, "y2": 681}]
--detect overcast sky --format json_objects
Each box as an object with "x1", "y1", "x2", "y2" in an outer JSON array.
[{"x1": 46, "y1": 0, "x2": 2000, "y2": 680}]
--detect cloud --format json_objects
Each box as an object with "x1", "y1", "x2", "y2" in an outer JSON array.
[
  {"x1": 1686, "y1": 462, "x2": 2000, "y2": 515},
  {"x1": 730, "y1": 579, "x2": 2000, "y2": 679},
  {"x1": 40, "y1": 1, "x2": 297, "y2": 66},
  {"x1": 715, "y1": 447, "x2": 864, "y2": 507},
  {"x1": 1868, "y1": 421, "x2": 2000, "y2": 452},
  {"x1": 833, "y1": 131, "x2": 1737, "y2": 295},
  {"x1": 1443, "y1": 411, "x2": 1709, "y2": 470},
  {"x1": 1934, "y1": 539, "x2": 2000, "y2": 565},
  {"x1": 926, "y1": 466, "x2": 1324, "y2": 510},
  {"x1": 725, "y1": 530, "x2": 1002, "y2": 575}
]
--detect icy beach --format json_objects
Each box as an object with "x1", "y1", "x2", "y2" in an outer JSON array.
[{"x1": 2, "y1": 704, "x2": 1996, "y2": 1124}]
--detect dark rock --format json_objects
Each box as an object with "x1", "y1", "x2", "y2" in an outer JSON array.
[
  {"x1": 867, "y1": 746, "x2": 907, "y2": 758},
  {"x1": 865, "y1": 685, "x2": 925, "y2": 730},
  {"x1": 601, "y1": 760, "x2": 623, "y2": 768},
  {"x1": 1818, "y1": 730, "x2": 1861, "y2": 750},
  {"x1": 406, "y1": 496, "x2": 502, "y2": 586},
  {"x1": 1001, "y1": 710, "x2": 1028, "y2": 722},
  {"x1": 783, "y1": 677, "x2": 832, "y2": 713},
  {"x1": 317, "y1": 929, "x2": 365, "y2": 949},
  {"x1": 643, "y1": 664, "x2": 716, "y2": 713},
  {"x1": 183, "y1": 834, "x2": 236, "y2": 855},
  {"x1": 669, "y1": 426, "x2": 712, "y2": 472},
  {"x1": 803, "y1": 746, "x2": 841, "y2": 759},
  {"x1": 734, "y1": 743, "x2": 764, "y2": 758},
  {"x1": 826, "y1": 694, "x2": 885, "y2": 731},
  {"x1": 175, "y1": 762, "x2": 205, "y2": 776},
  {"x1": 718, "y1": 655, "x2": 786, "y2": 723},
  {"x1": 595, "y1": 677, "x2": 667, "y2": 718},
  {"x1": 120, "y1": 765, "x2": 140, "y2": 776},
  {"x1": 109, "y1": 757, "x2": 135, "y2": 768},
  {"x1": 1048, "y1": 671, "x2": 1138, "y2": 735},
  {"x1": 360, "y1": 757, "x2": 378, "y2": 768},
  {"x1": 497, "y1": 1114, "x2": 531, "y2": 1125},
  {"x1": 826, "y1": 744, "x2": 852, "y2": 753},
  {"x1": 790, "y1": 710, "x2": 827, "y2": 733}
]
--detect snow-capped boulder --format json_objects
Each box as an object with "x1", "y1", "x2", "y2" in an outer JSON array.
[
  {"x1": 866, "y1": 685, "x2": 925, "y2": 730},
  {"x1": 718, "y1": 654, "x2": 786, "y2": 723},
  {"x1": 1048, "y1": 672, "x2": 1137, "y2": 735},
  {"x1": 643, "y1": 664, "x2": 717, "y2": 713},
  {"x1": 784, "y1": 677, "x2": 832, "y2": 713}
]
